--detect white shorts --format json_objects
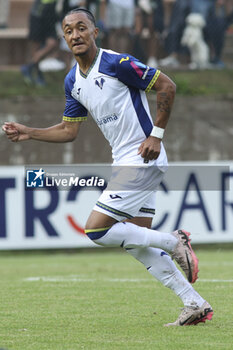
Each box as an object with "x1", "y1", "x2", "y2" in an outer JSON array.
[{"x1": 93, "y1": 166, "x2": 165, "y2": 221}]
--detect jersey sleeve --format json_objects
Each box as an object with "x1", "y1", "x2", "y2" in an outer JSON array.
[
  {"x1": 115, "y1": 54, "x2": 160, "y2": 92},
  {"x1": 63, "y1": 70, "x2": 88, "y2": 122}
]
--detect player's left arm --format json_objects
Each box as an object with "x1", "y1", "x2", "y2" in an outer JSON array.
[
  {"x1": 138, "y1": 72, "x2": 176, "y2": 160},
  {"x1": 114, "y1": 54, "x2": 176, "y2": 160}
]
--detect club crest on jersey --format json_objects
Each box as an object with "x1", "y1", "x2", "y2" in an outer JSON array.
[{"x1": 95, "y1": 77, "x2": 105, "y2": 90}]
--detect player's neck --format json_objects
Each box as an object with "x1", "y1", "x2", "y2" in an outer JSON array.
[{"x1": 75, "y1": 46, "x2": 98, "y2": 75}]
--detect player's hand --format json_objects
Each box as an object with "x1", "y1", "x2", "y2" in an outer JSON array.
[
  {"x1": 138, "y1": 136, "x2": 161, "y2": 161},
  {"x1": 2, "y1": 122, "x2": 30, "y2": 142}
]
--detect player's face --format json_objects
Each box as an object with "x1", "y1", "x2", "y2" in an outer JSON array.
[{"x1": 63, "y1": 13, "x2": 98, "y2": 57}]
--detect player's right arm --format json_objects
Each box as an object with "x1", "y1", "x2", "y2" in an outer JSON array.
[
  {"x1": 2, "y1": 67, "x2": 88, "y2": 143},
  {"x1": 2, "y1": 120, "x2": 81, "y2": 143}
]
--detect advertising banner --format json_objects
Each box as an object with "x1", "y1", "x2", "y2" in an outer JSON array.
[{"x1": 0, "y1": 162, "x2": 232, "y2": 249}]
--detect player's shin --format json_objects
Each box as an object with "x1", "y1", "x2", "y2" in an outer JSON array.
[{"x1": 126, "y1": 247, "x2": 205, "y2": 307}]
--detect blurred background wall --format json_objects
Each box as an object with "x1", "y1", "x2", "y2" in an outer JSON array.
[{"x1": 0, "y1": 94, "x2": 233, "y2": 165}]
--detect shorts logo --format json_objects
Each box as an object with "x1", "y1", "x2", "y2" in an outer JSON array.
[
  {"x1": 95, "y1": 77, "x2": 105, "y2": 90},
  {"x1": 110, "y1": 194, "x2": 122, "y2": 199},
  {"x1": 119, "y1": 56, "x2": 129, "y2": 64},
  {"x1": 26, "y1": 169, "x2": 45, "y2": 188}
]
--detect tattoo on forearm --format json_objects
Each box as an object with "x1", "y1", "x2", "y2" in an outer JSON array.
[{"x1": 157, "y1": 87, "x2": 174, "y2": 114}]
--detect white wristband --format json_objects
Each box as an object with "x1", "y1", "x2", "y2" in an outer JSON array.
[{"x1": 150, "y1": 126, "x2": 164, "y2": 139}]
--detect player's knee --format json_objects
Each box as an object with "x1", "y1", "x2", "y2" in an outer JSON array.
[{"x1": 84, "y1": 226, "x2": 111, "y2": 242}]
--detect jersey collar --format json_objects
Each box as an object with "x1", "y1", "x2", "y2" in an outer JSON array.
[{"x1": 79, "y1": 48, "x2": 100, "y2": 78}]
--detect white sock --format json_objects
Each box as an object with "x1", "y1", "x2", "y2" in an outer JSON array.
[
  {"x1": 94, "y1": 222, "x2": 178, "y2": 252},
  {"x1": 127, "y1": 247, "x2": 205, "y2": 307}
]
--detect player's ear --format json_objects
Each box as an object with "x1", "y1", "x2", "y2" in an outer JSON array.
[{"x1": 94, "y1": 27, "x2": 99, "y2": 39}]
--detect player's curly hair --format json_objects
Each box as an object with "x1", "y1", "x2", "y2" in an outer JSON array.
[{"x1": 63, "y1": 7, "x2": 96, "y2": 27}]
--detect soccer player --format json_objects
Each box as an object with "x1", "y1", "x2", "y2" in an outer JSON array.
[{"x1": 2, "y1": 8, "x2": 213, "y2": 326}]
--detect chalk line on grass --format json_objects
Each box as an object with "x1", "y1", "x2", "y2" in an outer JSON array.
[{"x1": 23, "y1": 276, "x2": 233, "y2": 283}]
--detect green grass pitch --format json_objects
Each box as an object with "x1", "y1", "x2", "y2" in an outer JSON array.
[{"x1": 0, "y1": 248, "x2": 232, "y2": 350}]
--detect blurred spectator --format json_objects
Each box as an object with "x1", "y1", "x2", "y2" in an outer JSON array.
[
  {"x1": 21, "y1": 0, "x2": 58, "y2": 86},
  {"x1": 160, "y1": 0, "x2": 233, "y2": 69},
  {"x1": 106, "y1": 0, "x2": 135, "y2": 53},
  {"x1": 0, "y1": 0, "x2": 9, "y2": 29},
  {"x1": 87, "y1": 0, "x2": 106, "y2": 21},
  {"x1": 189, "y1": 0, "x2": 221, "y2": 67},
  {"x1": 205, "y1": 0, "x2": 233, "y2": 68},
  {"x1": 190, "y1": 0, "x2": 213, "y2": 19},
  {"x1": 86, "y1": 0, "x2": 107, "y2": 47},
  {"x1": 180, "y1": 0, "x2": 233, "y2": 69},
  {"x1": 162, "y1": 0, "x2": 176, "y2": 27},
  {"x1": 17, "y1": 0, "x2": 233, "y2": 74},
  {"x1": 58, "y1": 0, "x2": 86, "y2": 14},
  {"x1": 226, "y1": 0, "x2": 233, "y2": 24},
  {"x1": 159, "y1": 0, "x2": 190, "y2": 68},
  {"x1": 135, "y1": 0, "x2": 164, "y2": 67}
]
